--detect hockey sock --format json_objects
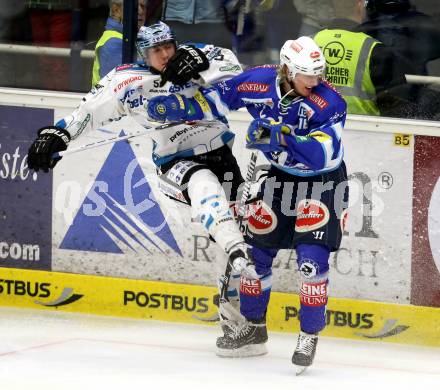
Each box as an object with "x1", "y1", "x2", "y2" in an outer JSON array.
[
  {"x1": 296, "y1": 243, "x2": 330, "y2": 334},
  {"x1": 239, "y1": 246, "x2": 277, "y2": 320}
]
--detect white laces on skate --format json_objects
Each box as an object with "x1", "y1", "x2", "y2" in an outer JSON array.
[
  {"x1": 228, "y1": 320, "x2": 267, "y2": 341},
  {"x1": 230, "y1": 321, "x2": 253, "y2": 340},
  {"x1": 292, "y1": 331, "x2": 319, "y2": 375},
  {"x1": 216, "y1": 318, "x2": 269, "y2": 358},
  {"x1": 295, "y1": 331, "x2": 317, "y2": 356}
]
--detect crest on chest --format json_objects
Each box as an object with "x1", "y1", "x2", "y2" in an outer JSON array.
[{"x1": 297, "y1": 102, "x2": 315, "y2": 131}]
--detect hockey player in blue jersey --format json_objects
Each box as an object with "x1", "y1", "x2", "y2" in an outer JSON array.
[{"x1": 147, "y1": 36, "x2": 350, "y2": 374}]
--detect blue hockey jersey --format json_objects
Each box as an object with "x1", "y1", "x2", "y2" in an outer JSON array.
[{"x1": 189, "y1": 65, "x2": 347, "y2": 176}]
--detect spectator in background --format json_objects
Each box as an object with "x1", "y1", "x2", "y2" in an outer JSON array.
[
  {"x1": 91, "y1": 0, "x2": 146, "y2": 86},
  {"x1": 292, "y1": 0, "x2": 335, "y2": 36},
  {"x1": 161, "y1": 0, "x2": 232, "y2": 49},
  {"x1": 263, "y1": 0, "x2": 301, "y2": 63},
  {"x1": 356, "y1": 0, "x2": 440, "y2": 119},
  {"x1": 145, "y1": 0, "x2": 162, "y2": 25},
  {"x1": 357, "y1": 0, "x2": 440, "y2": 76},
  {"x1": 0, "y1": 0, "x2": 30, "y2": 88},
  {"x1": 26, "y1": 0, "x2": 75, "y2": 90},
  {"x1": 222, "y1": 0, "x2": 267, "y2": 65},
  {"x1": 0, "y1": 0, "x2": 28, "y2": 42},
  {"x1": 314, "y1": 0, "x2": 412, "y2": 116}
]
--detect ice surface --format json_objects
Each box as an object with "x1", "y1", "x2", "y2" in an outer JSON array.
[{"x1": 0, "y1": 307, "x2": 439, "y2": 390}]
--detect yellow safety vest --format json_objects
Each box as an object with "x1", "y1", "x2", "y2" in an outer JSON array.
[
  {"x1": 314, "y1": 29, "x2": 380, "y2": 116},
  {"x1": 91, "y1": 30, "x2": 123, "y2": 87}
]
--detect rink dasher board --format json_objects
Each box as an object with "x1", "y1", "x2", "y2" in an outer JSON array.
[
  {"x1": 0, "y1": 267, "x2": 439, "y2": 348},
  {"x1": 47, "y1": 115, "x2": 414, "y2": 305},
  {"x1": 1, "y1": 90, "x2": 440, "y2": 311}
]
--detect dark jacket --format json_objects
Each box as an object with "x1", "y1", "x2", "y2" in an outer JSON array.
[{"x1": 356, "y1": 10, "x2": 440, "y2": 75}]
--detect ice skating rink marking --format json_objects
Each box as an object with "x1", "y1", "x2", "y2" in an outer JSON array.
[{"x1": 1, "y1": 333, "x2": 439, "y2": 377}]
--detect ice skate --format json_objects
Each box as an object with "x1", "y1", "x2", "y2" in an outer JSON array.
[
  {"x1": 216, "y1": 318, "x2": 268, "y2": 358},
  {"x1": 292, "y1": 331, "x2": 318, "y2": 375}
]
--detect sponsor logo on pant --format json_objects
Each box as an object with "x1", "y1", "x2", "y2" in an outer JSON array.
[
  {"x1": 240, "y1": 276, "x2": 262, "y2": 296},
  {"x1": 299, "y1": 280, "x2": 327, "y2": 306}
]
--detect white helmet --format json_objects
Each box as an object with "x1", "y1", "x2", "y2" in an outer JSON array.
[{"x1": 280, "y1": 36, "x2": 326, "y2": 79}]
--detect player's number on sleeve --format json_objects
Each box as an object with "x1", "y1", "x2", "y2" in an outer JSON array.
[{"x1": 394, "y1": 133, "x2": 411, "y2": 147}]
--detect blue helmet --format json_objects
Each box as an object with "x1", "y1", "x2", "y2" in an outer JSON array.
[{"x1": 136, "y1": 21, "x2": 177, "y2": 57}]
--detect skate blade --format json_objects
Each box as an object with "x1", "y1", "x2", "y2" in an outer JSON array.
[
  {"x1": 215, "y1": 343, "x2": 268, "y2": 358},
  {"x1": 295, "y1": 365, "x2": 308, "y2": 376}
]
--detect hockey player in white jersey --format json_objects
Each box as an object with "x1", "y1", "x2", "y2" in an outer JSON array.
[{"x1": 27, "y1": 21, "x2": 257, "y2": 329}]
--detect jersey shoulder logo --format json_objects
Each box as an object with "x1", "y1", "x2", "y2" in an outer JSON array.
[
  {"x1": 237, "y1": 82, "x2": 270, "y2": 93},
  {"x1": 307, "y1": 93, "x2": 329, "y2": 110}
]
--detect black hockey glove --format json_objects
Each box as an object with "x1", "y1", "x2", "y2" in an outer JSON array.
[
  {"x1": 160, "y1": 45, "x2": 210, "y2": 87},
  {"x1": 27, "y1": 126, "x2": 70, "y2": 172}
]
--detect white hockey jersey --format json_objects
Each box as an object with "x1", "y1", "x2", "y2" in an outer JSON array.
[{"x1": 56, "y1": 44, "x2": 243, "y2": 166}]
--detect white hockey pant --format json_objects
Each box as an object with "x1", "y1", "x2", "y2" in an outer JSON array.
[{"x1": 187, "y1": 169, "x2": 244, "y2": 254}]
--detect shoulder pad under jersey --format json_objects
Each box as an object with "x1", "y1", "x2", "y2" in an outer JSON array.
[
  {"x1": 115, "y1": 63, "x2": 150, "y2": 73},
  {"x1": 181, "y1": 42, "x2": 205, "y2": 49},
  {"x1": 249, "y1": 64, "x2": 279, "y2": 70}
]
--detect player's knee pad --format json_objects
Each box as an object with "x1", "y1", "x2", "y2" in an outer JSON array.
[
  {"x1": 296, "y1": 244, "x2": 330, "y2": 334},
  {"x1": 188, "y1": 169, "x2": 242, "y2": 252},
  {"x1": 239, "y1": 246, "x2": 276, "y2": 320},
  {"x1": 297, "y1": 243, "x2": 330, "y2": 280}
]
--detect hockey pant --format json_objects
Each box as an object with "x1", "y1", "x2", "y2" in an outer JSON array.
[
  {"x1": 240, "y1": 243, "x2": 330, "y2": 334},
  {"x1": 187, "y1": 169, "x2": 244, "y2": 253},
  {"x1": 158, "y1": 145, "x2": 245, "y2": 254}
]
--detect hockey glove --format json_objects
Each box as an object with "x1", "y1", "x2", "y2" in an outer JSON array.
[
  {"x1": 246, "y1": 118, "x2": 291, "y2": 153},
  {"x1": 228, "y1": 243, "x2": 259, "y2": 280},
  {"x1": 160, "y1": 45, "x2": 209, "y2": 87},
  {"x1": 27, "y1": 126, "x2": 70, "y2": 172},
  {"x1": 147, "y1": 94, "x2": 191, "y2": 122}
]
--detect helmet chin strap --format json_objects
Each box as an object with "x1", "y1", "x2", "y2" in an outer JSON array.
[
  {"x1": 279, "y1": 66, "x2": 298, "y2": 100},
  {"x1": 281, "y1": 86, "x2": 295, "y2": 101},
  {"x1": 280, "y1": 77, "x2": 296, "y2": 101}
]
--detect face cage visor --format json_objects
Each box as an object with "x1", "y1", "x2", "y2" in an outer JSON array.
[{"x1": 136, "y1": 39, "x2": 177, "y2": 62}]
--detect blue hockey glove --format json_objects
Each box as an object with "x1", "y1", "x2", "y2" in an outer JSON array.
[
  {"x1": 246, "y1": 118, "x2": 290, "y2": 153},
  {"x1": 147, "y1": 94, "x2": 190, "y2": 122}
]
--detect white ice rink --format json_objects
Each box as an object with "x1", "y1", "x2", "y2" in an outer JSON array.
[{"x1": 1, "y1": 307, "x2": 439, "y2": 390}]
